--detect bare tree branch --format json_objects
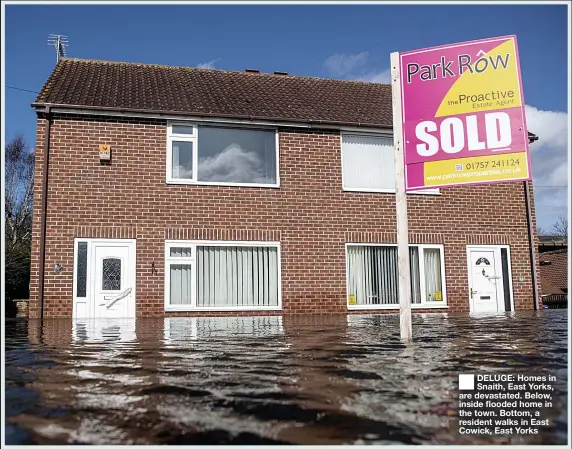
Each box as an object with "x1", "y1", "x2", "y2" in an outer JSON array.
[
  {"x1": 5, "y1": 135, "x2": 35, "y2": 248},
  {"x1": 4, "y1": 135, "x2": 35, "y2": 302},
  {"x1": 550, "y1": 215, "x2": 568, "y2": 238}
]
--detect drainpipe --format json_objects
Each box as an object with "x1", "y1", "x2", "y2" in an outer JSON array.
[
  {"x1": 524, "y1": 181, "x2": 540, "y2": 310},
  {"x1": 524, "y1": 130, "x2": 539, "y2": 311},
  {"x1": 38, "y1": 105, "x2": 52, "y2": 319}
]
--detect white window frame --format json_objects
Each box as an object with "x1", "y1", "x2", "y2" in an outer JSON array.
[
  {"x1": 166, "y1": 123, "x2": 197, "y2": 184},
  {"x1": 345, "y1": 243, "x2": 448, "y2": 310},
  {"x1": 164, "y1": 240, "x2": 282, "y2": 312},
  {"x1": 166, "y1": 122, "x2": 280, "y2": 188},
  {"x1": 340, "y1": 132, "x2": 440, "y2": 195}
]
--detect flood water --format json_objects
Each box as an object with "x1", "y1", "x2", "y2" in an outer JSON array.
[{"x1": 4, "y1": 311, "x2": 568, "y2": 445}]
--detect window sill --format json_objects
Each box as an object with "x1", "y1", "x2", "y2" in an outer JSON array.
[
  {"x1": 342, "y1": 187, "x2": 441, "y2": 196},
  {"x1": 166, "y1": 180, "x2": 280, "y2": 189},
  {"x1": 347, "y1": 303, "x2": 448, "y2": 310},
  {"x1": 165, "y1": 306, "x2": 282, "y2": 312}
]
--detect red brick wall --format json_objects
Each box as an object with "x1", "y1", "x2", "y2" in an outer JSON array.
[{"x1": 29, "y1": 114, "x2": 541, "y2": 318}]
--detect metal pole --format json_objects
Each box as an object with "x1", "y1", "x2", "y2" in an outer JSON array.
[{"x1": 391, "y1": 52, "x2": 412, "y2": 341}]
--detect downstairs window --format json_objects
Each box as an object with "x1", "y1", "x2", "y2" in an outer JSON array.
[
  {"x1": 346, "y1": 244, "x2": 446, "y2": 307},
  {"x1": 165, "y1": 242, "x2": 281, "y2": 310}
]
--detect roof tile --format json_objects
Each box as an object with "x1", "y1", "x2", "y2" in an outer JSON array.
[
  {"x1": 539, "y1": 249, "x2": 568, "y2": 295},
  {"x1": 34, "y1": 58, "x2": 393, "y2": 127}
]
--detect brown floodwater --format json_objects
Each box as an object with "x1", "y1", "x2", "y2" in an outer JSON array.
[{"x1": 4, "y1": 311, "x2": 568, "y2": 445}]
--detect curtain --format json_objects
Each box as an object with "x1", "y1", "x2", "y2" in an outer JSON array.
[
  {"x1": 424, "y1": 248, "x2": 442, "y2": 302},
  {"x1": 197, "y1": 246, "x2": 278, "y2": 307},
  {"x1": 348, "y1": 246, "x2": 366, "y2": 305}
]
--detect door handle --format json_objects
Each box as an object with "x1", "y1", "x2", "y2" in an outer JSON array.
[{"x1": 99, "y1": 287, "x2": 132, "y2": 309}]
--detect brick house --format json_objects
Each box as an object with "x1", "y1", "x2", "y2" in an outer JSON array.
[
  {"x1": 539, "y1": 249, "x2": 568, "y2": 308},
  {"x1": 29, "y1": 58, "x2": 541, "y2": 319}
]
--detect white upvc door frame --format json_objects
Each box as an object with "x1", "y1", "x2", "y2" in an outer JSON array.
[
  {"x1": 466, "y1": 244, "x2": 514, "y2": 313},
  {"x1": 72, "y1": 238, "x2": 137, "y2": 319}
]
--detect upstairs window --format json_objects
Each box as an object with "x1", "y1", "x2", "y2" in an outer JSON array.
[
  {"x1": 341, "y1": 133, "x2": 439, "y2": 194},
  {"x1": 342, "y1": 134, "x2": 394, "y2": 191},
  {"x1": 167, "y1": 123, "x2": 279, "y2": 187}
]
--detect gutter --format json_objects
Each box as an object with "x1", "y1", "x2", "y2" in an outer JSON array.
[
  {"x1": 30, "y1": 102, "x2": 393, "y2": 131},
  {"x1": 38, "y1": 104, "x2": 52, "y2": 320}
]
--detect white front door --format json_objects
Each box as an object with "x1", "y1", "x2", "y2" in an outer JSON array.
[
  {"x1": 467, "y1": 246, "x2": 509, "y2": 313},
  {"x1": 73, "y1": 239, "x2": 136, "y2": 319}
]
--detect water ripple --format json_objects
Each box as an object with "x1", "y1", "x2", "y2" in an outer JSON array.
[{"x1": 4, "y1": 311, "x2": 568, "y2": 444}]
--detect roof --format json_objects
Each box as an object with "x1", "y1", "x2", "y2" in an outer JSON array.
[
  {"x1": 538, "y1": 235, "x2": 567, "y2": 253},
  {"x1": 33, "y1": 58, "x2": 393, "y2": 127},
  {"x1": 539, "y1": 249, "x2": 568, "y2": 296},
  {"x1": 538, "y1": 235, "x2": 567, "y2": 243}
]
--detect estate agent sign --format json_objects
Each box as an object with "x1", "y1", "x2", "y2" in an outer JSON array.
[{"x1": 398, "y1": 35, "x2": 531, "y2": 190}]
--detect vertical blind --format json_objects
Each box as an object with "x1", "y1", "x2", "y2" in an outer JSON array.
[
  {"x1": 166, "y1": 246, "x2": 279, "y2": 307},
  {"x1": 168, "y1": 246, "x2": 279, "y2": 307},
  {"x1": 196, "y1": 246, "x2": 279, "y2": 307},
  {"x1": 410, "y1": 247, "x2": 422, "y2": 304},
  {"x1": 342, "y1": 134, "x2": 395, "y2": 190},
  {"x1": 170, "y1": 264, "x2": 192, "y2": 305},
  {"x1": 348, "y1": 246, "x2": 398, "y2": 304}
]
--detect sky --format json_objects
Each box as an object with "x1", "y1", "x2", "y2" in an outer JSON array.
[{"x1": 3, "y1": 2, "x2": 570, "y2": 231}]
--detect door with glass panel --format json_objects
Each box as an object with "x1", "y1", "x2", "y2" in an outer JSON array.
[
  {"x1": 466, "y1": 246, "x2": 512, "y2": 313},
  {"x1": 73, "y1": 239, "x2": 136, "y2": 319}
]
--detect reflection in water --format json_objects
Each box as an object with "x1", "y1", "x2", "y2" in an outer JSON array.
[
  {"x1": 73, "y1": 319, "x2": 137, "y2": 343},
  {"x1": 4, "y1": 311, "x2": 568, "y2": 445}
]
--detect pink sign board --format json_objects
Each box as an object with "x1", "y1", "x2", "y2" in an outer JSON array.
[{"x1": 399, "y1": 35, "x2": 532, "y2": 190}]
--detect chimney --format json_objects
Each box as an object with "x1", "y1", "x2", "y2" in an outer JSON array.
[
  {"x1": 273, "y1": 71, "x2": 288, "y2": 75},
  {"x1": 245, "y1": 68, "x2": 260, "y2": 73}
]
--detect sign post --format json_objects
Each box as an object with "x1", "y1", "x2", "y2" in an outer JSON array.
[
  {"x1": 391, "y1": 52, "x2": 412, "y2": 342},
  {"x1": 391, "y1": 35, "x2": 531, "y2": 341}
]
